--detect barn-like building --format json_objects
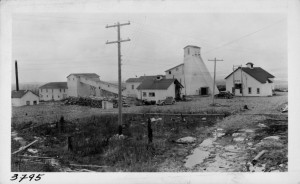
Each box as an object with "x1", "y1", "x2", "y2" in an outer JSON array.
[{"x1": 225, "y1": 62, "x2": 275, "y2": 96}]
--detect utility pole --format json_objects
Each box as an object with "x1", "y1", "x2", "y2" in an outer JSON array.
[
  {"x1": 106, "y1": 22, "x2": 130, "y2": 135},
  {"x1": 208, "y1": 58, "x2": 223, "y2": 105}
]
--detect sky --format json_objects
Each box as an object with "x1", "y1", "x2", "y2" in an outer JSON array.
[{"x1": 11, "y1": 13, "x2": 287, "y2": 83}]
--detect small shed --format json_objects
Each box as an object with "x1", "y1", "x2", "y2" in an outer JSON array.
[
  {"x1": 136, "y1": 76, "x2": 183, "y2": 103},
  {"x1": 12, "y1": 90, "x2": 39, "y2": 107},
  {"x1": 102, "y1": 100, "x2": 113, "y2": 109}
]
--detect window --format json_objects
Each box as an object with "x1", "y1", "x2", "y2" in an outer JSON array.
[
  {"x1": 257, "y1": 88, "x2": 260, "y2": 94},
  {"x1": 47, "y1": 95, "x2": 48, "y2": 97},
  {"x1": 169, "y1": 71, "x2": 171, "y2": 74},
  {"x1": 46, "y1": 89, "x2": 48, "y2": 93},
  {"x1": 26, "y1": 101, "x2": 30, "y2": 105},
  {"x1": 99, "y1": 87, "x2": 100, "y2": 89},
  {"x1": 33, "y1": 101, "x2": 37, "y2": 105},
  {"x1": 60, "y1": 89, "x2": 62, "y2": 92},
  {"x1": 132, "y1": 85, "x2": 134, "y2": 90},
  {"x1": 149, "y1": 92, "x2": 155, "y2": 97},
  {"x1": 248, "y1": 87, "x2": 252, "y2": 94},
  {"x1": 143, "y1": 92, "x2": 147, "y2": 97},
  {"x1": 58, "y1": 95, "x2": 60, "y2": 98}
]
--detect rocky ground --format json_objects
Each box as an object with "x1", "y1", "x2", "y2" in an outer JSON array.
[{"x1": 158, "y1": 106, "x2": 288, "y2": 172}]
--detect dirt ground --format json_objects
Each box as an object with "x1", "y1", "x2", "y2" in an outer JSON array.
[
  {"x1": 11, "y1": 92, "x2": 288, "y2": 172},
  {"x1": 12, "y1": 92, "x2": 287, "y2": 124}
]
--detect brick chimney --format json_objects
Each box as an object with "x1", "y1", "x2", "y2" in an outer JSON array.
[{"x1": 15, "y1": 60, "x2": 19, "y2": 91}]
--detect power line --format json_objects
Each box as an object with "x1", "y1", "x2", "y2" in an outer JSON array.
[{"x1": 204, "y1": 18, "x2": 285, "y2": 54}]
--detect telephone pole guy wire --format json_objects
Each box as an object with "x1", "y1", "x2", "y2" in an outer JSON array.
[{"x1": 106, "y1": 21, "x2": 131, "y2": 135}]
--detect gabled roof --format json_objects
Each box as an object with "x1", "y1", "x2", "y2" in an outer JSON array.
[
  {"x1": 39, "y1": 82, "x2": 68, "y2": 89},
  {"x1": 184, "y1": 45, "x2": 201, "y2": 49},
  {"x1": 126, "y1": 75, "x2": 163, "y2": 83},
  {"x1": 136, "y1": 78, "x2": 183, "y2": 90},
  {"x1": 165, "y1": 63, "x2": 184, "y2": 72},
  {"x1": 225, "y1": 67, "x2": 275, "y2": 84},
  {"x1": 11, "y1": 90, "x2": 38, "y2": 98},
  {"x1": 67, "y1": 73, "x2": 99, "y2": 78}
]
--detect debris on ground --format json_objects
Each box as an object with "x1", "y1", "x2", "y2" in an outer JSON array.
[
  {"x1": 175, "y1": 136, "x2": 196, "y2": 144},
  {"x1": 150, "y1": 117, "x2": 162, "y2": 122},
  {"x1": 281, "y1": 104, "x2": 288, "y2": 113},
  {"x1": 64, "y1": 97, "x2": 103, "y2": 108},
  {"x1": 252, "y1": 150, "x2": 267, "y2": 165},
  {"x1": 233, "y1": 137, "x2": 245, "y2": 142},
  {"x1": 27, "y1": 148, "x2": 38, "y2": 154},
  {"x1": 263, "y1": 136, "x2": 280, "y2": 140}
]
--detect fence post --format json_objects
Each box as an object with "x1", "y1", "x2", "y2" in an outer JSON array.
[
  {"x1": 60, "y1": 116, "x2": 65, "y2": 133},
  {"x1": 147, "y1": 118, "x2": 153, "y2": 144},
  {"x1": 67, "y1": 136, "x2": 73, "y2": 151}
]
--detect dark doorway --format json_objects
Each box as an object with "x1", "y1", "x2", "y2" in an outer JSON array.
[
  {"x1": 175, "y1": 83, "x2": 181, "y2": 100},
  {"x1": 33, "y1": 101, "x2": 37, "y2": 105},
  {"x1": 200, "y1": 87, "x2": 208, "y2": 95}
]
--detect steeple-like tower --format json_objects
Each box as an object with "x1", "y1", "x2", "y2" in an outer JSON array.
[{"x1": 183, "y1": 45, "x2": 219, "y2": 95}]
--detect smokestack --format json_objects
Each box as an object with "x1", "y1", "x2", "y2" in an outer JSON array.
[{"x1": 15, "y1": 60, "x2": 19, "y2": 91}]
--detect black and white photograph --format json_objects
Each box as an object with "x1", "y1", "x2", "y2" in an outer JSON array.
[{"x1": 1, "y1": 0, "x2": 300, "y2": 183}]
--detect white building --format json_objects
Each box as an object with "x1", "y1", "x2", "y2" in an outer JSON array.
[
  {"x1": 11, "y1": 90, "x2": 39, "y2": 106},
  {"x1": 225, "y1": 62, "x2": 275, "y2": 96},
  {"x1": 165, "y1": 45, "x2": 219, "y2": 96},
  {"x1": 136, "y1": 75, "x2": 183, "y2": 103},
  {"x1": 102, "y1": 100, "x2": 114, "y2": 109},
  {"x1": 67, "y1": 73, "x2": 102, "y2": 97},
  {"x1": 39, "y1": 82, "x2": 68, "y2": 101},
  {"x1": 125, "y1": 75, "x2": 160, "y2": 98}
]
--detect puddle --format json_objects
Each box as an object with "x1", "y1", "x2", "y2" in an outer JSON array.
[
  {"x1": 199, "y1": 138, "x2": 215, "y2": 148},
  {"x1": 184, "y1": 148, "x2": 210, "y2": 168}
]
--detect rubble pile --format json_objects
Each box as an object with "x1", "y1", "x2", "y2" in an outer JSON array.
[{"x1": 64, "y1": 97, "x2": 103, "y2": 108}]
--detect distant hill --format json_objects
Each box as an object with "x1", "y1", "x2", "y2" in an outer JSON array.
[
  {"x1": 274, "y1": 80, "x2": 288, "y2": 89},
  {"x1": 11, "y1": 82, "x2": 46, "y2": 94}
]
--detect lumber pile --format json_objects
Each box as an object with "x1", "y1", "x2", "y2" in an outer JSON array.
[{"x1": 64, "y1": 97, "x2": 103, "y2": 108}]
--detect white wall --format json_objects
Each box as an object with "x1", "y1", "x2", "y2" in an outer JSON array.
[
  {"x1": 12, "y1": 91, "x2": 39, "y2": 106},
  {"x1": 165, "y1": 65, "x2": 185, "y2": 85},
  {"x1": 39, "y1": 88, "x2": 67, "y2": 101},
  {"x1": 67, "y1": 75, "x2": 102, "y2": 97},
  {"x1": 125, "y1": 82, "x2": 141, "y2": 98},
  {"x1": 139, "y1": 83, "x2": 176, "y2": 102},
  {"x1": 67, "y1": 75, "x2": 78, "y2": 97},
  {"x1": 225, "y1": 68, "x2": 274, "y2": 96}
]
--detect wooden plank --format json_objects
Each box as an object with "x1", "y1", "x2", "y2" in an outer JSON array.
[
  {"x1": 69, "y1": 164, "x2": 109, "y2": 168},
  {"x1": 12, "y1": 140, "x2": 38, "y2": 155},
  {"x1": 16, "y1": 155, "x2": 54, "y2": 159}
]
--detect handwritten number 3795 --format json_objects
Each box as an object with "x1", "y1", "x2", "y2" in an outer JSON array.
[{"x1": 10, "y1": 174, "x2": 44, "y2": 182}]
